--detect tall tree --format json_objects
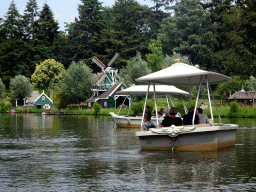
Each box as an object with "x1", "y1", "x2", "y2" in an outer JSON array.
[
  {"x1": 120, "y1": 52, "x2": 151, "y2": 86},
  {"x1": 60, "y1": 61, "x2": 93, "y2": 104},
  {"x1": 67, "y1": 0, "x2": 105, "y2": 72},
  {"x1": 1, "y1": 0, "x2": 23, "y2": 39},
  {"x1": 146, "y1": 38, "x2": 164, "y2": 72},
  {"x1": 102, "y1": 0, "x2": 152, "y2": 70},
  {"x1": 34, "y1": 3, "x2": 59, "y2": 60},
  {"x1": 0, "y1": 1, "x2": 26, "y2": 85},
  {"x1": 159, "y1": 0, "x2": 220, "y2": 71},
  {"x1": 23, "y1": 0, "x2": 39, "y2": 40},
  {"x1": 222, "y1": 0, "x2": 256, "y2": 79}
]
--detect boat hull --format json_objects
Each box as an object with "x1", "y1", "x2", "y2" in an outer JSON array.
[
  {"x1": 109, "y1": 112, "x2": 163, "y2": 129},
  {"x1": 136, "y1": 124, "x2": 237, "y2": 151}
]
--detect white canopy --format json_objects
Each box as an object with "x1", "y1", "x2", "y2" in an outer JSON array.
[
  {"x1": 136, "y1": 63, "x2": 230, "y2": 85},
  {"x1": 117, "y1": 85, "x2": 189, "y2": 96}
]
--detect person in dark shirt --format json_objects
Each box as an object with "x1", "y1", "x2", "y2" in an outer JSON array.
[
  {"x1": 183, "y1": 107, "x2": 200, "y2": 125},
  {"x1": 145, "y1": 106, "x2": 152, "y2": 121},
  {"x1": 160, "y1": 107, "x2": 182, "y2": 127}
]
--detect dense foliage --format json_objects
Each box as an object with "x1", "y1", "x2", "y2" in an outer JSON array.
[
  {"x1": 120, "y1": 52, "x2": 151, "y2": 86},
  {"x1": 10, "y1": 75, "x2": 33, "y2": 100},
  {"x1": 60, "y1": 61, "x2": 94, "y2": 104},
  {"x1": 0, "y1": 0, "x2": 255, "y2": 106},
  {"x1": 31, "y1": 59, "x2": 64, "y2": 90},
  {"x1": 0, "y1": 78, "x2": 5, "y2": 99}
]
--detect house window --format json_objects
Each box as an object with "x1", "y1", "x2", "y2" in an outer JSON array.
[
  {"x1": 88, "y1": 102, "x2": 91, "y2": 108},
  {"x1": 104, "y1": 102, "x2": 107, "y2": 107},
  {"x1": 42, "y1": 96, "x2": 45, "y2": 100}
]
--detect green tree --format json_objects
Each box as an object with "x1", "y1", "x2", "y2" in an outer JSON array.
[
  {"x1": 0, "y1": 78, "x2": 5, "y2": 99},
  {"x1": 120, "y1": 52, "x2": 151, "y2": 86},
  {"x1": 246, "y1": 76, "x2": 256, "y2": 91},
  {"x1": 31, "y1": 59, "x2": 65, "y2": 90},
  {"x1": 10, "y1": 75, "x2": 33, "y2": 100},
  {"x1": 0, "y1": 1, "x2": 28, "y2": 84},
  {"x1": 146, "y1": 38, "x2": 164, "y2": 72},
  {"x1": 162, "y1": 52, "x2": 190, "y2": 69},
  {"x1": 34, "y1": 3, "x2": 59, "y2": 60},
  {"x1": 1, "y1": 0, "x2": 23, "y2": 39},
  {"x1": 60, "y1": 61, "x2": 93, "y2": 104},
  {"x1": 67, "y1": 0, "x2": 105, "y2": 71},
  {"x1": 22, "y1": 0, "x2": 39, "y2": 40},
  {"x1": 159, "y1": 0, "x2": 219, "y2": 71},
  {"x1": 215, "y1": 76, "x2": 249, "y2": 99},
  {"x1": 101, "y1": 0, "x2": 151, "y2": 70},
  {"x1": 221, "y1": 1, "x2": 256, "y2": 79}
]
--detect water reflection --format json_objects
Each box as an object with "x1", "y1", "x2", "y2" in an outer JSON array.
[{"x1": 0, "y1": 114, "x2": 256, "y2": 191}]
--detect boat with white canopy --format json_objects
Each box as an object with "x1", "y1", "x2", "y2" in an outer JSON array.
[
  {"x1": 109, "y1": 85, "x2": 189, "y2": 129},
  {"x1": 135, "y1": 62, "x2": 238, "y2": 151}
]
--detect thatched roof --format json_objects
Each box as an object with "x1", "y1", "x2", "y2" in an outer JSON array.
[{"x1": 228, "y1": 90, "x2": 256, "y2": 100}]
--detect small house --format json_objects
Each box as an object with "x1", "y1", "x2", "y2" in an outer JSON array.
[
  {"x1": 33, "y1": 91, "x2": 53, "y2": 110},
  {"x1": 228, "y1": 87, "x2": 256, "y2": 107}
]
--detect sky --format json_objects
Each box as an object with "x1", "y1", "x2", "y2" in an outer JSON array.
[{"x1": 0, "y1": 0, "x2": 156, "y2": 31}]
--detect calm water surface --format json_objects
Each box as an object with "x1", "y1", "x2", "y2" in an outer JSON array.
[{"x1": 0, "y1": 114, "x2": 256, "y2": 191}]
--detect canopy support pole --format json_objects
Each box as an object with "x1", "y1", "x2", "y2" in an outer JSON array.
[
  {"x1": 166, "y1": 95, "x2": 170, "y2": 109},
  {"x1": 127, "y1": 96, "x2": 132, "y2": 116},
  {"x1": 168, "y1": 95, "x2": 175, "y2": 107},
  {"x1": 206, "y1": 77, "x2": 214, "y2": 125},
  {"x1": 193, "y1": 77, "x2": 202, "y2": 126},
  {"x1": 153, "y1": 83, "x2": 159, "y2": 128},
  {"x1": 189, "y1": 81, "x2": 191, "y2": 108},
  {"x1": 209, "y1": 83, "x2": 221, "y2": 124},
  {"x1": 180, "y1": 96, "x2": 188, "y2": 114},
  {"x1": 118, "y1": 96, "x2": 127, "y2": 115},
  {"x1": 141, "y1": 82, "x2": 150, "y2": 130}
]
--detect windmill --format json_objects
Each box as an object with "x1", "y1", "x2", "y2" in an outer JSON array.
[
  {"x1": 88, "y1": 53, "x2": 129, "y2": 109},
  {"x1": 92, "y1": 53, "x2": 120, "y2": 89}
]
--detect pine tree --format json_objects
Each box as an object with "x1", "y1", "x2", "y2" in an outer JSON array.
[
  {"x1": 67, "y1": 0, "x2": 105, "y2": 72},
  {"x1": 2, "y1": 0, "x2": 23, "y2": 39},
  {"x1": 0, "y1": 1, "x2": 26, "y2": 85},
  {"x1": 23, "y1": 0, "x2": 39, "y2": 40}
]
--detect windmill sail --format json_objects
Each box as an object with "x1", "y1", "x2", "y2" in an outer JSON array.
[
  {"x1": 108, "y1": 53, "x2": 120, "y2": 67},
  {"x1": 92, "y1": 56, "x2": 106, "y2": 70}
]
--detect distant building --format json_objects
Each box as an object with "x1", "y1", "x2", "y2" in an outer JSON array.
[
  {"x1": 24, "y1": 91, "x2": 53, "y2": 109},
  {"x1": 228, "y1": 87, "x2": 256, "y2": 106},
  {"x1": 87, "y1": 53, "x2": 129, "y2": 108}
]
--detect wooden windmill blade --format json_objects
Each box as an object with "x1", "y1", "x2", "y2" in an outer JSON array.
[
  {"x1": 107, "y1": 53, "x2": 120, "y2": 67},
  {"x1": 92, "y1": 56, "x2": 106, "y2": 71}
]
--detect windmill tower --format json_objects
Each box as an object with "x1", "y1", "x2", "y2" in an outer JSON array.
[{"x1": 87, "y1": 53, "x2": 129, "y2": 109}]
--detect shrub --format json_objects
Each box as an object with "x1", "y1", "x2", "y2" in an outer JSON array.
[
  {"x1": 68, "y1": 104, "x2": 88, "y2": 110},
  {"x1": 229, "y1": 101, "x2": 239, "y2": 114},
  {"x1": 131, "y1": 102, "x2": 143, "y2": 116},
  {"x1": 93, "y1": 102, "x2": 101, "y2": 115}
]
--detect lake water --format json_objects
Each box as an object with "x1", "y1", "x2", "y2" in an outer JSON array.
[{"x1": 0, "y1": 114, "x2": 256, "y2": 191}]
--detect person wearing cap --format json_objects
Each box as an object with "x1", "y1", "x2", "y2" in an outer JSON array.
[{"x1": 183, "y1": 107, "x2": 200, "y2": 125}]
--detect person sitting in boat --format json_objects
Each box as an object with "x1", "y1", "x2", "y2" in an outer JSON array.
[
  {"x1": 197, "y1": 108, "x2": 209, "y2": 124},
  {"x1": 160, "y1": 107, "x2": 182, "y2": 127},
  {"x1": 145, "y1": 106, "x2": 152, "y2": 121},
  {"x1": 160, "y1": 108, "x2": 169, "y2": 118},
  {"x1": 183, "y1": 107, "x2": 200, "y2": 125},
  {"x1": 143, "y1": 114, "x2": 155, "y2": 131}
]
